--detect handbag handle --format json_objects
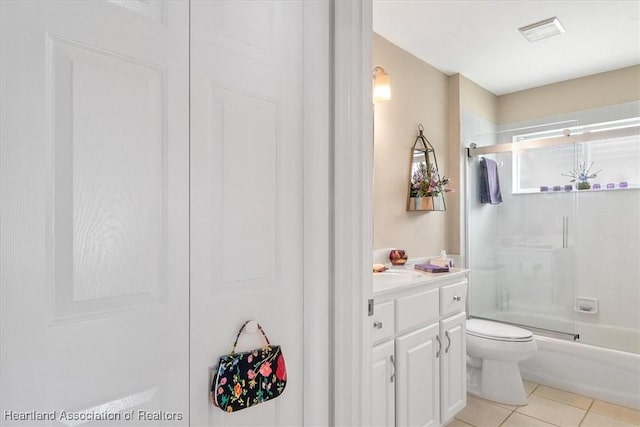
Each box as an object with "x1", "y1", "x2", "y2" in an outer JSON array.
[{"x1": 231, "y1": 320, "x2": 271, "y2": 355}]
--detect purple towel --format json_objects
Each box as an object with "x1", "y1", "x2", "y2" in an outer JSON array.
[{"x1": 480, "y1": 157, "x2": 502, "y2": 204}]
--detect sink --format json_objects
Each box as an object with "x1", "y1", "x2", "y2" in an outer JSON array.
[
  {"x1": 376, "y1": 268, "x2": 421, "y2": 278},
  {"x1": 373, "y1": 268, "x2": 423, "y2": 287}
]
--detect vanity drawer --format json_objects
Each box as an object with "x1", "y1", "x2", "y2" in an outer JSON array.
[
  {"x1": 395, "y1": 288, "x2": 439, "y2": 332},
  {"x1": 440, "y1": 279, "x2": 467, "y2": 316},
  {"x1": 372, "y1": 301, "x2": 395, "y2": 343}
]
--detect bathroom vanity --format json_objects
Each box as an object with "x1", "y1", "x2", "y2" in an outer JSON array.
[{"x1": 371, "y1": 267, "x2": 469, "y2": 427}]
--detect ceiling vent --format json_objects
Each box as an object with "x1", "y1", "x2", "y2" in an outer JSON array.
[{"x1": 519, "y1": 17, "x2": 565, "y2": 42}]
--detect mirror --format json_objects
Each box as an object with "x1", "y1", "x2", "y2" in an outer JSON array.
[{"x1": 407, "y1": 124, "x2": 447, "y2": 211}]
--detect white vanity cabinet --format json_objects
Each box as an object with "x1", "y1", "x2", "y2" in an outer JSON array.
[
  {"x1": 371, "y1": 270, "x2": 469, "y2": 427},
  {"x1": 372, "y1": 340, "x2": 396, "y2": 427},
  {"x1": 371, "y1": 299, "x2": 397, "y2": 427},
  {"x1": 395, "y1": 322, "x2": 440, "y2": 427},
  {"x1": 439, "y1": 311, "x2": 467, "y2": 422}
]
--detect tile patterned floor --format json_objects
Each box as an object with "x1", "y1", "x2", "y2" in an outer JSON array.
[{"x1": 447, "y1": 381, "x2": 640, "y2": 427}]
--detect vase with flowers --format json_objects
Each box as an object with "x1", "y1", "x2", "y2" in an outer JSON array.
[
  {"x1": 407, "y1": 124, "x2": 453, "y2": 211},
  {"x1": 562, "y1": 161, "x2": 602, "y2": 190},
  {"x1": 409, "y1": 163, "x2": 453, "y2": 210},
  {"x1": 411, "y1": 163, "x2": 452, "y2": 198}
]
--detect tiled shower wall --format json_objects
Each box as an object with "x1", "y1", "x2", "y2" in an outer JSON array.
[{"x1": 573, "y1": 189, "x2": 640, "y2": 330}]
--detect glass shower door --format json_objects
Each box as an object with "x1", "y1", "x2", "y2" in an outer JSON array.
[{"x1": 468, "y1": 141, "x2": 579, "y2": 338}]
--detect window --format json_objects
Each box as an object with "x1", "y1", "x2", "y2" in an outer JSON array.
[{"x1": 512, "y1": 118, "x2": 640, "y2": 193}]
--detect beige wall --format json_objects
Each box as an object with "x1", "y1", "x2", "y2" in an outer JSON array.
[
  {"x1": 446, "y1": 75, "x2": 461, "y2": 256},
  {"x1": 446, "y1": 75, "x2": 499, "y2": 255},
  {"x1": 498, "y1": 65, "x2": 640, "y2": 124},
  {"x1": 373, "y1": 33, "x2": 450, "y2": 258},
  {"x1": 373, "y1": 33, "x2": 639, "y2": 261},
  {"x1": 460, "y1": 75, "x2": 499, "y2": 123}
]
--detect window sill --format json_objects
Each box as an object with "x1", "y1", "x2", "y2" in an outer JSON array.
[{"x1": 512, "y1": 184, "x2": 640, "y2": 196}]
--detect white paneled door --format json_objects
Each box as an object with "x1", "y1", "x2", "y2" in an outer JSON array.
[
  {"x1": 189, "y1": 1, "x2": 305, "y2": 425},
  {"x1": 2, "y1": 1, "x2": 310, "y2": 426},
  {"x1": 0, "y1": 1, "x2": 189, "y2": 424}
]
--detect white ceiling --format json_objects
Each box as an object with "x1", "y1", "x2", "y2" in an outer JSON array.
[{"x1": 373, "y1": 0, "x2": 640, "y2": 96}]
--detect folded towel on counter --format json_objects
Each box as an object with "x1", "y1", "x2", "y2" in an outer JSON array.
[
  {"x1": 479, "y1": 157, "x2": 502, "y2": 205},
  {"x1": 429, "y1": 257, "x2": 454, "y2": 268},
  {"x1": 415, "y1": 263, "x2": 450, "y2": 273}
]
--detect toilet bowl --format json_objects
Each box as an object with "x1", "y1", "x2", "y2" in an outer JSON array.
[{"x1": 466, "y1": 319, "x2": 537, "y2": 405}]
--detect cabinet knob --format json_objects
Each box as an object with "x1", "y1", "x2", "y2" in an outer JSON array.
[
  {"x1": 373, "y1": 321, "x2": 383, "y2": 329},
  {"x1": 453, "y1": 295, "x2": 462, "y2": 302}
]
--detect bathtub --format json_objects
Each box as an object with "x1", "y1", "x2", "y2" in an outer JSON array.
[
  {"x1": 520, "y1": 335, "x2": 640, "y2": 410},
  {"x1": 478, "y1": 311, "x2": 640, "y2": 410}
]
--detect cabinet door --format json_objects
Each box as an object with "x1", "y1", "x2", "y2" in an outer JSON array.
[
  {"x1": 441, "y1": 312, "x2": 467, "y2": 423},
  {"x1": 396, "y1": 323, "x2": 440, "y2": 427},
  {"x1": 372, "y1": 341, "x2": 396, "y2": 427}
]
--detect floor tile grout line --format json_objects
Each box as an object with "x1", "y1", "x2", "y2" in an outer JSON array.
[
  {"x1": 528, "y1": 393, "x2": 593, "y2": 413},
  {"x1": 457, "y1": 384, "x2": 640, "y2": 427},
  {"x1": 513, "y1": 409, "x2": 569, "y2": 427},
  {"x1": 479, "y1": 389, "x2": 583, "y2": 427},
  {"x1": 516, "y1": 398, "x2": 587, "y2": 427},
  {"x1": 472, "y1": 395, "x2": 519, "y2": 412},
  {"x1": 577, "y1": 399, "x2": 595, "y2": 427},
  {"x1": 588, "y1": 401, "x2": 640, "y2": 426},
  {"x1": 451, "y1": 417, "x2": 478, "y2": 427},
  {"x1": 526, "y1": 382, "x2": 541, "y2": 396},
  {"x1": 497, "y1": 408, "x2": 517, "y2": 427},
  {"x1": 534, "y1": 385, "x2": 640, "y2": 418},
  {"x1": 532, "y1": 385, "x2": 596, "y2": 411}
]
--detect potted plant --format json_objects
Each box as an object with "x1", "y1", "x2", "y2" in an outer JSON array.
[
  {"x1": 410, "y1": 163, "x2": 453, "y2": 209},
  {"x1": 562, "y1": 161, "x2": 601, "y2": 190}
]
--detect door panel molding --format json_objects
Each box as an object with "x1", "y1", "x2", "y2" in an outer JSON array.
[{"x1": 46, "y1": 34, "x2": 168, "y2": 323}]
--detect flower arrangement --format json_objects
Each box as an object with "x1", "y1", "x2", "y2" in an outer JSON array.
[
  {"x1": 411, "y1": 163, "x2": 452, "y2": 197},
  {"x1": 562, "y1": 161, "x2": 602, "y2": 190}
]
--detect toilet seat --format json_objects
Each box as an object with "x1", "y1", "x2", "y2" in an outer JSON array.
[{"x1": 466, "y1": 319, "x2": 533, "y2": 342}]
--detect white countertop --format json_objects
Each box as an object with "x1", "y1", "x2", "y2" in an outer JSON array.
[{"x1": 373, "y1": 266, "x2": 470, "y2": 297}]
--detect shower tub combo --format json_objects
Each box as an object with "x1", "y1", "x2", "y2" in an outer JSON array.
[{"x1": 466, "y1": 118, "x2": 640, "y2": 411}]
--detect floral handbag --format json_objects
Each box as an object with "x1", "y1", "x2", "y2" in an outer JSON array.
[{"x1": 210, "y1": 321, "x2": 287, "y2": 412}]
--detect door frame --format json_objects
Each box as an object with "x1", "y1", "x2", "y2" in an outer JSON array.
[
  {"x1": 302, "y1": 0, "x2": 374, "y2": 425},
  {"x1": 302, "y1": 1, "x2": 332, "y2": 425},
  {"x1": 332, "y1": 0, "x2": 374, "y2": 425}
]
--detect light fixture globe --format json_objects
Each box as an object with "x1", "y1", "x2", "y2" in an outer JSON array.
[{"x1": 372, "y1": 66, "x2": 391, "y2": 102}]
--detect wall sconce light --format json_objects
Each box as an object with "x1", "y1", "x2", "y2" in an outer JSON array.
[{"x1": 372, "y1": 66, "x2": 391, "y2": 102}]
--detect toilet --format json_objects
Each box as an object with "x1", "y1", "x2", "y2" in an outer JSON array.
[{"x1": 466, "y1": 319, "x2": 537, "y2": 406}]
